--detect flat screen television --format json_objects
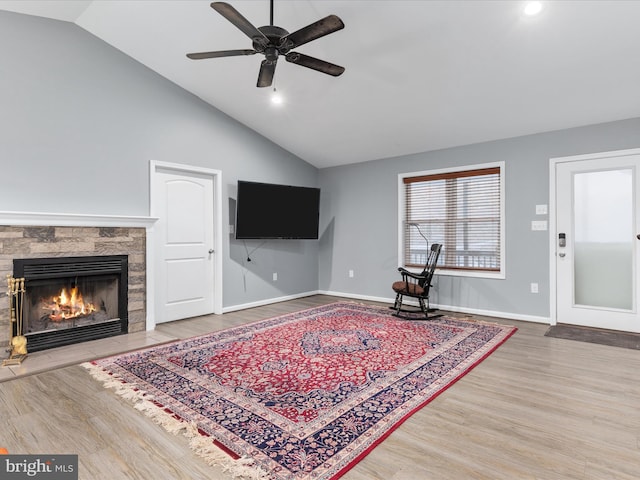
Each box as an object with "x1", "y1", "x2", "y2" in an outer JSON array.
[{"x1": 235, "y1": 181, "x2": 321, "y2": 239}]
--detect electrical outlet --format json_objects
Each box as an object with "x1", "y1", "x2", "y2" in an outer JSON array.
[
  {"x1": 273, "y1": 272, "x2": 278, "y2": 281},
  {"x1": 348, "y1": 270, "x2": 354, "y2": 278},
  {"x1": 530, "y1": 282, "x2": 539, "y2": 293}
]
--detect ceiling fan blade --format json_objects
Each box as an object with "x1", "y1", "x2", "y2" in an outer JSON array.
[
  {"x1": 257, "y1": 59, "x2": 277, "y2": 88},
  {"x1": 211, "y1": 2, "x2": 268, "y2": 46},
  {"x1": 187, "y1": 49, "x2": 256, "y2": 60},
  {"x1": 285, "y1": 52, "x2": 345, "y2": 77},
  {"x1": 281, "y1": 15, "x2": 344, "y2": 51}
]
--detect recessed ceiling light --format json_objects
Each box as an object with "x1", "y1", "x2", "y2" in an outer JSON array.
[{"x1": 524, "y1": 1, "x2": 543, "y2": 16}]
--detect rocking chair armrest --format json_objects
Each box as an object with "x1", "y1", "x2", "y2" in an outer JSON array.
[{"x1": 397, "y1": 267, "x2": 427, "y2": 281}]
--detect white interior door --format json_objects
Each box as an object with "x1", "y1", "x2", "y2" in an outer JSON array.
[
  {"x1": 554, "y1": 150, "x2": 640, "y2": 332},
  {"x1": 152, "y1": 163, "x2": 221, "y2": 323}
]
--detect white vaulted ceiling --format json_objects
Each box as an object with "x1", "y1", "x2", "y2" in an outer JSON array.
[{"x1": 2, "y1": 0, "x2": 640, "y2": 168}]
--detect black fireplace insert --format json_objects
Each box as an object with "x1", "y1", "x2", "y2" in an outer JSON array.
[{"x1": 13, "y1": 255, "x2": 128, "y2": 352}]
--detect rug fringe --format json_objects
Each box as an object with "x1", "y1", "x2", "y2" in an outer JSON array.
[{"x1": 81, "y1": 362, "x2": 271, "y2": 480}]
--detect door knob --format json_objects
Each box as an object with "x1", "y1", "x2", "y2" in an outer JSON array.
[
  {"x1": 208, "y1": 249, "x2": 214, "y2": 254},
  {"x1": 559, "y1": 252, "x2": 565, "y2": 258}
]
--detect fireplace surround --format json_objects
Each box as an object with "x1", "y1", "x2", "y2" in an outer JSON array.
[{"x1": 0, "y1": 221, "x2": 151, "y2": 352}]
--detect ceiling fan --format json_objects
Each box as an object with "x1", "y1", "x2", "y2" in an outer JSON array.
[{"x1": 187, "y1": 1, "x2": 345, "y2": 88}]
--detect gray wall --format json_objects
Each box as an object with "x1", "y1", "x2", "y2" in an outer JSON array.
[
  {"x1": 0, "y1": 11, "x2": 319, "y2": 309},
  {"x1": 318, "y1": 117, "x2": 640, "y2": 319},
  {"x1": 3, "y1": 11, "x2": 638, "y2": 320}
]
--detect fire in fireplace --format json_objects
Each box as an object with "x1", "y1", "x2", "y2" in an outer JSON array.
[
  {"x1": 46, "y1": 285, "x2": 98, "y2": 321},
  {"x1": 13, "y1": 255, "x2": 128, "y2": 352},
  {"x1": 27, "y1": 278, "x2": 115, "y2": 332}
]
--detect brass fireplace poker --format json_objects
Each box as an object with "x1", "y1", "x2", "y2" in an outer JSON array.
[{"x1": 3, "y1": 274, "x2": 27, "y2": 366}]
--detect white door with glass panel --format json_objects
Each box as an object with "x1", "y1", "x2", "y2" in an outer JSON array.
[{"x1": 555, "y1": 150, "x2": 640, "y2": 332}]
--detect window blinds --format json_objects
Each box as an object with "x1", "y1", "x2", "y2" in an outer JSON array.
[{"x1": 403, "y1": 167, "x2": 501, "y2": 271}]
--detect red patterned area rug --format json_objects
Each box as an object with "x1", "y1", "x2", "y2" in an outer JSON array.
[{"x1": 84, "y1": 302, "x2": 516, "y2": 479}]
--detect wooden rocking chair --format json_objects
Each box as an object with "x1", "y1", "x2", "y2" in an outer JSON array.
[{"x1": 391, "y1": 243, "x2": 442, "y2": 319}]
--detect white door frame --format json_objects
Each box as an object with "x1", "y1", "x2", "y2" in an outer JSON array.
[
  {"x1": 549, "y1": 147, "x2": 640, "y2": 326},
  {"x1": 149, "y1": 160, "x2": 223, "y2": 329}
]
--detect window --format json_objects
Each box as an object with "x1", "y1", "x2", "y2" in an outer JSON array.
[{"x1": 399, "y1": 162, "x2": 505, "y2": 278}]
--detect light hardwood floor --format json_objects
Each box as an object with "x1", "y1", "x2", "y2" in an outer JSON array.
[{"x1": 1, "y1": 295, "x2": 639, "y2": 479}]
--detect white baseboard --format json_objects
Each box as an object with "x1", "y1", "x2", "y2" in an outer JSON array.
[
  {"x1": 222, "y1": 290, "x2": 551, "y2": 325},
  {"x1": 318, "y1": 290, "x2": 550, "y2": 324},
  {"x1": 222, "y1": 291, "x2": 320, "y2": 314},
  {"x1": 318, "y1": 290, "x2": 394, "y2": 305},
  {"x1": 430, "y1": 303, "x2": 550, "y2": 324}
]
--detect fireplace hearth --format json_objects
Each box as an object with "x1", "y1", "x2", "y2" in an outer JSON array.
[{"x1": 13, "y1": 255, "x2": 128, "y2": 352}]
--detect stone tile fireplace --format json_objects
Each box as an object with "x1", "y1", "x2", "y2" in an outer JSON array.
[{"x1": 1, "y1": 221, "x2": 151, "y2": 352}]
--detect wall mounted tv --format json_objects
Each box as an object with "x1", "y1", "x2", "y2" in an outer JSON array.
[{"x1": 235, "y1": 181, "x2": 321, "y2": 239}]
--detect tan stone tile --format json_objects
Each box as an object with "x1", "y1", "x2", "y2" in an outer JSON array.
[
  {"x1": 71, "y1": 227, "x2": 102, "y2": 238},
  {"x1": 1, "y1": 239, "x2": 35, "y2": 254},
  {"x1": 128, "y1": 301, "x2": 145, "y2": 311},
  {"x1": 0, "y1": 227, "x2": 24, "y2": 238},
  {"x1": 30, "y1": 241, "x2": 95, "y2": 254},
  {"x1": 128, "y1": 253, "x2": 145, "y2": 263},
  {"x1": 127, "y1": 322, "x2": 145, "y2": 333}
]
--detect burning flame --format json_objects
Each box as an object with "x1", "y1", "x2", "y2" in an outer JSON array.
[{"x1": 47, "y1": 286, "x2": 97, "y2": 321}]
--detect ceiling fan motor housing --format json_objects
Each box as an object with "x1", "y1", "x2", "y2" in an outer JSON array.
[{"x1": 254, "y1": 25, "x2": 290, "y2": 58}]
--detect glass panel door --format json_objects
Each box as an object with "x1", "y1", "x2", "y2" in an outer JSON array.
[
  {"x1": 555, "y1": 152, "x2": 640, "y2": 333},
  {"x1": 573, "y1": 169, "x2": 633, "y2": 310}
]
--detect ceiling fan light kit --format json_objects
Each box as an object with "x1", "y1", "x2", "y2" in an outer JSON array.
[{"x1": 187, "y1": 1, "x2": 345, "y2": 88}]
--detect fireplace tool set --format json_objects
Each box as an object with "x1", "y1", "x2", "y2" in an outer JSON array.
[{"x1": 3, "y1": 274, "x2": 27, "y2": 366}]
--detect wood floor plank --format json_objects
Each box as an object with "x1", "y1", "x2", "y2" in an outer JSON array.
[{"x1": 1, "y1": 295, "x2": 639, "y2": 479}]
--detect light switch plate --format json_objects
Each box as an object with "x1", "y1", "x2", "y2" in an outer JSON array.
[
  {"x1": 531, "y1": 220, "x2": 548, "y2": 231},
  {"x1": 536, "y1": 204, "x2": 548, "y2": 215}
]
